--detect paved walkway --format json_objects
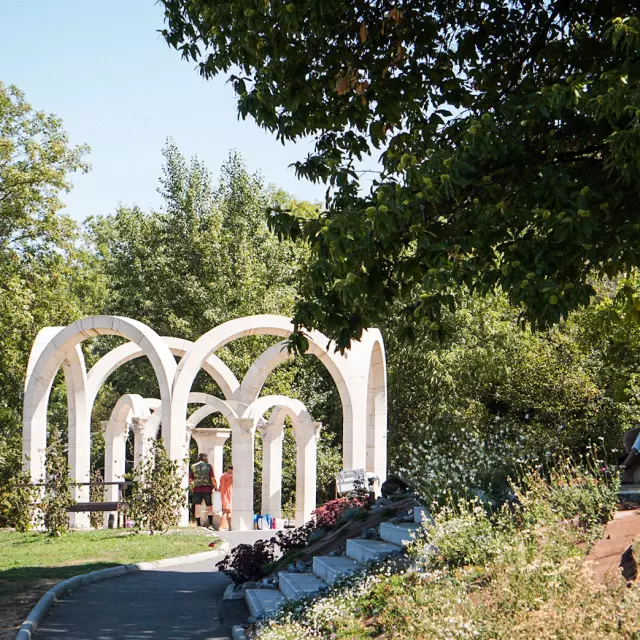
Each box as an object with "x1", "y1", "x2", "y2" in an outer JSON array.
[{"x1": 35, "y1": 556, "x2": 248, "y2": 640}]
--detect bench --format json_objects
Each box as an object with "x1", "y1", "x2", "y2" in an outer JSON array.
[
  {"x1": 22, "y1": 481, "x2": 131, "y2": 528},
  {"x1": 335, "y1": 469, "x2": 380, "y2": 498}
]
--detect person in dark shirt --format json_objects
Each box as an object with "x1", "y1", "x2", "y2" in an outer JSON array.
[{"x1": 189, "y1": 453, "x2": 217, "y2": 528}]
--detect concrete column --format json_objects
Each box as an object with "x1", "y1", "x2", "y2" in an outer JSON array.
[
  {"x1": 131, "y1": 417, "x2": 150, "y2": 469},
  {"x1": 295, "y1": 421, "x2": 321, "y2": 527},
  {"x1": 258, "y1": 423, "x2": 284, "y2": 519},
  {"x1": 191, "y1": 428, "x2": 231, "y2": 483},
  {"x1": 63, "y1": 346, "x2": 90, "y2": 529},
  {"x1": 103, "y1": 420, "x2": 126, "y2": 527},
  {"x1": 232, "y1": 419, "x2": 256, "y2": 531}
]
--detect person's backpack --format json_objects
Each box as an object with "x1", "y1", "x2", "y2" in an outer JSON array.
[{"x1": 192, "y1": 462, "x2": 212, "y2": 487}]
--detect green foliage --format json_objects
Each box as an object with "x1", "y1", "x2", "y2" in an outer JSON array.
[
  {"x1": 128, "y1": 438, "x2": 184, "y2": 533},
  {"x1": 89, "y1": 469, "x2": 104, "y2": 530},
  {"x1": 252, "y1": 456, "x2": 623, "y2": 640},
  {"x1": 0, "y1": 470, "x2": 35, "y2": 532},
  {"x1": 41, "y1": 429, "x2": 74, "y2": 537},
  {"x1": 387, "y1": 285, "x2": 640, "y2": 502},
  {"x1": 0, "y1": 82, "x2": 106, "y2": 457},
  {"x1": 161, "y1": 3, "x2": 640, "y2": 350},
  {"x1": 87, "y1": 145, "x2": 344, "y2": 505}
]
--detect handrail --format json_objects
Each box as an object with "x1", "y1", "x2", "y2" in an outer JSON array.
[{"x1": 17, "y1": 481, "x2": 133, "y2": 488}]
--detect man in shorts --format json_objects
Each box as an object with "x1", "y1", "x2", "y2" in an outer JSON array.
[{"x1": 189, "y1": 453, "x2": 217, "y2": 528}]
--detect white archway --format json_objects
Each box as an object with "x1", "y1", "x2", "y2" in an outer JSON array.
[
  {"x1": 23, "y1": 315, "x2": 387, "y2": 531},
  {"x1": 171, "y1": 315, "x2": 358, "y2": 476},
  {"x1": 242, "y1": 395, "x2": 321, "y2": 527},
  {"x1": 365, "y1": 334, "x2": 387, "y2": 482},
  {"x1": 22, "y1": 316, "x2": 177, "y2": 491}
]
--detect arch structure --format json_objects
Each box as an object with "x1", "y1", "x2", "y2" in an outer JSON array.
[{"x1": 23, "y1": 315, "x2": 387, "y2": 530}]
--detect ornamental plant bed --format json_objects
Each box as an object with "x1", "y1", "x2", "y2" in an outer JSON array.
[{"x1": 295, "y1": 496, "x2": 419, "y2": 566}]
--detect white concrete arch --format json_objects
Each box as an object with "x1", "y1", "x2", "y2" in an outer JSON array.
[
  {"x1": 244, "y1": 395, "x2": 321, "y2": 526},
  {"x1": 23, "y1": 315, "x2": 387, "y2": 531},
  {"x1": 24, "y1": 328, "x2": 91, "y2": 526},
  {"x1": 103, "y1": 393, "x2": 151, "y2": 524},
  {"x1": 365, "y1": 333, "x2": 387, "y2": 482},
  {"x1": 86, "y1": 336, "x2": 240, "y2": 408},
  {"x1": 172, "y1": 315, "x2": 358, "y2": 473},
  {"x1": 144, "y1": 393, "x2": 244, "y2": 483},
  {"x1": 104, "y1": 393, "x2": 151, "y2": 477},
  {"x1": 62, "y1": 344, "x2": 90, "y2": 528},
  {"x1": 23, "y1": 316, "x2": 177, "y2": 488},
  {"x1": 144, "y1": 392, "x2": 247, "y2": 440}
]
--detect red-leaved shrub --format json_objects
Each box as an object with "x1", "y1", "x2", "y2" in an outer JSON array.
[{"x1": 312, "y1": 495, "x2": 370, "y2": 529}]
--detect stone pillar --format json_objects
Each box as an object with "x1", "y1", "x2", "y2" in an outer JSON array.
[
  {"x1": 258, "y1": 423, "x2": 284, "y2": 519},
  {"x1": 232, "y1": 419, "x2": 256, "y2": 531},
  {"x1": 103, "y1": 420, "x2": 126, "y2": 527},
  {"x1": 63, "y1": 346, "x2": 91, "y2": 529},
  {"x1": 295, "y1": 421, "x2": 321, "y2": 527},
  {"x1": 191, "y1": 427, "x2": 231, "y2": 484},
  {"x1": 131, "y1": 417, "x2": 150, "y2": 470}
]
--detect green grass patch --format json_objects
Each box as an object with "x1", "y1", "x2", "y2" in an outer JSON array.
[{"x1": 0, "y1": 529, "x2": 216, "y2": 596}]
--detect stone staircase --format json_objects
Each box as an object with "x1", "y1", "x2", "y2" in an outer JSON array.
[{"x1": 244, "y1": 506, "x2": 430, "y2": 620}]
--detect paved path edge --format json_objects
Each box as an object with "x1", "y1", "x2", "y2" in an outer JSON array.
[{"x1": 14, "y1": 540, "x2": 230, "y2": 640}]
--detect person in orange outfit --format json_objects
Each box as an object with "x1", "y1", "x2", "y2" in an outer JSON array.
[{"x1": 218, "y1": 465, "x2": 233, "y2": 531}]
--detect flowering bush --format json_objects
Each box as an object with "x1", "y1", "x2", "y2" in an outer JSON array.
[
  {"x1": 397, "y1": 419, "x2": 534, "y2": 506},
  {"x1": 251, "y1": 452, "x2": 622, "y2": 640},
  {"x1": 312, "y1": 495, "x2": 370, "y2": 530}
]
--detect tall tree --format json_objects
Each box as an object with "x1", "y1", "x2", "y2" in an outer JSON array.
[
  {"x1": 88, "y1": 146, "x2": 343, "y2": 504},
  {"x1": 0, "y1": 82, "x2": 103, "y2": 498},
  {"x1": 160, "y1": 2, "x2": 640, "y2": 350}
]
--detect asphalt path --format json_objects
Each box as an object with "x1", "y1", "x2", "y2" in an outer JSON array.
[{"x1": 34, "y1": 557, "x2": 247, "y2": 640}]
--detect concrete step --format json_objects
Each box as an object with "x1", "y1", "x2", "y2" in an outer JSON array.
[
  {"x1": 279, "y1": 572, "x2": 327, "y2": 601},
  {"x1": 245, "y1": 588, "x2": 286, "y2": 619},
  {"x1": 414, "y1": 506, "x2": 432, "y2": 524},
  {"x1": 313, "y1": 555, "x2": 360, "y2": 585},
  {"x1": 619, "y1": 484, "x2": 640, "y2": 503},
  {"x1": 379, "y1": 522, "x2": 422, "y2": 546},
  {"x1": 346, "y1": 538, "x2": 402, "y2": 563}
]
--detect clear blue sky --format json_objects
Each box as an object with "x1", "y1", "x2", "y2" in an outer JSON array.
[{"x1": 0, "y1": 1, "x2": 326, "y2": 222}]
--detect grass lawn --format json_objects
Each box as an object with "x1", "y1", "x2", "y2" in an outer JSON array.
[{"x1": 0, "y1": 529, "x2": 221, "y2": 639}]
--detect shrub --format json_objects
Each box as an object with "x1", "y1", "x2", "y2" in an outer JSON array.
[
  {"x1": 251, "y1": 451, "x2": 622, "y2": 640},
  {"x1": 216, "y1": 539, "x2": 275, "y2": 586},
  {"x1": 415, "y1": 498, "x2": 505, "y2": 569},
  {"x1": 311, "y1": 498, "x2": 350, "y2": 529},
  {"x1": 41, "y1": 429, "x2": 74, "y2": 537},
  {"x1": 0, "y1": 470, "x2": 35, "y2": 532},
  {"x1": 89, "y1": 469, "x2": 104, "y2": 530},
  {"x1": 273, "y1": 525, "x2": 313, "y2": 553},
  {"x1": 128, "y1": 438, "x2": 184, "y2": 533},
  {"x1": 217, "y1": 524, "x2": 314, "y2": 585},
  {"x1": 398, "y1": 420, "x2": 531, "y2": 507},
  {"x1": 312, "y1": 495, "x2": 370, "y2": 530}
]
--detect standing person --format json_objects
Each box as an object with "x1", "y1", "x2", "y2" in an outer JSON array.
[
  {"x1": 189, "y1": 453, "x2": 217, "y2": 528},
  {"x1": 218, "y1": 464, "x2": 233, "y2": 531}
]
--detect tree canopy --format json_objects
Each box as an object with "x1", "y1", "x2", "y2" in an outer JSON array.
[
  {"x1": 160, "y1": 1, "x2": 640, "y2": 350},
  {"x1": 0, "y1": 82, "x2": 102, "y2": 485}
]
